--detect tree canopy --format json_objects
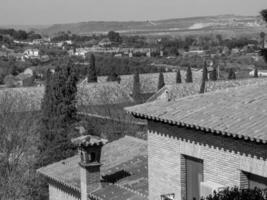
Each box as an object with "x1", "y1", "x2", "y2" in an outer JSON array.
[
  {"x1": 185, "y1": 66, "x2": 193, "y2": 83},
  {"x1": 39, "y1": 58, "x2": 78, "y2": 166},
  {"x1": 176, "y1": 69, "x2": 182, "y2": 84}
]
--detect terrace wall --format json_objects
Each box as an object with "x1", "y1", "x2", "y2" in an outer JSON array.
[{"x1": 147, "y1": 121, "x2": 267, "y2": 200}]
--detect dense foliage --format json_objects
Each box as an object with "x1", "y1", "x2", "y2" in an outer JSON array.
[
  {"x1": 201, "y1": 187, "x2": 267, "y2": 200},
  {"x1": 0, "y1": 29, "x2": 41, "y2": 41},
  {"x1": 39, "y1": 58, "x2": 78, "y2": 166},
  {"x1": 107, "y1": 31, "x2": 122, "y2": 44}
]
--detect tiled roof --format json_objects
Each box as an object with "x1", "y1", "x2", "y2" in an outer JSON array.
[
  {"x1": 77, "y1": 82, "x2": 134, "y2": 105},
  {"x1": 147, "y1": 78, "x2": 267, "y2": 102},
  {"x1": 38, "y1": 136, "x2": 148, "y2": 200},
  {"x1": 0, "y1": 82, "x2": 133, "y2": 112},
  {"x1": 126, "y1": 82, "x2": 267, "y2": 144},
  {"x1": 80, "y1": 71, "x2": 202, "y2": 95}
]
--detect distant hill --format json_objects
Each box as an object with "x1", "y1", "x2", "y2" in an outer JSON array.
[
  {"x1": 37, "y1": 15, "x2": 266, "y2": 36},
  {"x1": 1, "y1": 15, "x2": 266, "y2": 37}
]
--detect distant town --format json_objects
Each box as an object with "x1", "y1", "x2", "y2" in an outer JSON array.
[{"x1": 0, "y1": 9, "x2": 267, "y2": 200}]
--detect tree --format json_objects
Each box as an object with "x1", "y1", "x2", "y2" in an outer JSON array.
[
  {"x1": 260, "y1": 9, "x2": 267, "y2": 23},
  {"x1": 107, "y1": 66, "x2": 121, "y2": 83},
  {"x1": 176, "y1": 69, "x2": 182, "y2": 83},
  {"x1": 254, "y1": 68, "x2": 259, "y2": 78},
  {"x1": 203, "y1": 61, "x2": 208, "y2": 81},
  {"x1": 185, "y1": 66, "x2": 193, "y2": 83},
  {"x1": 107, "y1": 72, "x2": 121, "y2": 83},
  {"x1": 87, "y1": 54, "x2": 97, "y2": 83},
  {"x1": 260, "y1": 32, "x2": 265, "y2": 49},
  {"x1": 228, "y1": 68, "x2": 236, "y2": 80},
  {"x1": 260, "y1": 10, "x2": 267, "y2": 62},
  {"x1": 199, "y1": 65, "x2": 206, "y2": 94},
  {"x1": 0, "y1": 91, "x2": 39, "y2": 200},
  {"x1": 158, "y1": 72, "x2": 165, "y2": 90},
  {"x1": 210, "y1": 67, "x2": 218, "y2": 81},
  {"x1": 132, "y1": 72, "x2": 141, "y2": 101},
  {"x1": 107, "y1": 31, "x2": 122, "y2": 43},
  {"x1": 39, "y1": 58, "x2": 78, "y2": 166}
]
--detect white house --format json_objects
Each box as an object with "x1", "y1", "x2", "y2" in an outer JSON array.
[{"x1": 24, "y1": 49, "x2": 39, "y2": 58}]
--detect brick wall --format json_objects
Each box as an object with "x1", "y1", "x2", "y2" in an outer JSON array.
[
  {"x1": 147, "y1": 121, "x2": 267, "y2": 200},
  {"x1": 80, "y1": 165, "x2": 101, "y2": 200}
]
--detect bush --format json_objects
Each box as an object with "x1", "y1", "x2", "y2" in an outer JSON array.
[{"x1": 201, "y1": 187, "x2": 267, "y2": 200}]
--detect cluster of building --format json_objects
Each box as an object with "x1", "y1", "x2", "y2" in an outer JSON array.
[
  {"x1": 69, "y1": 46, "x2": 157, "y2": 58},
  {"x1": 36, "y1": 76, "x2": 267, "y2": 200},
  {"x1": 14, "y1": 38, "x2": 72, "y2": 47}
]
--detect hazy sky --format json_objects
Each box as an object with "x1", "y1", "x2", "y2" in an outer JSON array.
[{"x1": 0, "y1": 0, "x2": 266, "y2": 25}]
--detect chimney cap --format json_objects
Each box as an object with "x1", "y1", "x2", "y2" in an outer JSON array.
[{"x1": 71, "y1": 135, "x2": 108, "y2": 147}]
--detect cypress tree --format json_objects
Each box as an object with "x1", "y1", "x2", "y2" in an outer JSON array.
[
  {"x1": 176, "y1": 69, "x2": 182, "y2": 84},
  {"x1": 87, "y1": 54, "x2": 97, "y2": 83},
  {"x1": 132, "y1": 72, "x2": 141, "y2": 101},
  {"x1": 158, "y1": 72, "x2": 165, "y2": 90},
  {"x1": 260, "y1": 11, "x2": 267, "y2": 62},
  {"x1": 210, "y1": 67, "x2": 218, "y2": 81},
  {"x1": 228, "y1": 68, "x2": 236, "y2": 80},
  {"x1": 39, "y1": 58, "x2": 78, "y2": 166},
  {"x1": 185, "y1": 66, "x2": 193, "y2": 83},
  {"x1": 199, "y1": 65, "x2": 206, "y2": 94},
  {"x1": 107, "y1": 66, "x2": 121, "y2": 83},
  {"x1": 254, "y1": 68, "x2": 258, "y2": 78},
  {"x1": 203, "y1": 61, "x2": 208, "y2": 81}
]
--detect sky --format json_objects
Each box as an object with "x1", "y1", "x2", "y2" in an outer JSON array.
[{"x1": 0, "y1": 0, "x2": 266, "y2": 25}]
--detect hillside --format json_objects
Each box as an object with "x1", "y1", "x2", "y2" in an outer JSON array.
[{"x1": 38, "y1": 15, "x2": 266, "y2": 36}]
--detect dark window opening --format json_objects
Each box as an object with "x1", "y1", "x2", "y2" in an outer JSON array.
[
  {"x1": 90, "y1": 152, "x2": 96, "y2": 162},
  {"x1": 102, "y1": 170, "x2": 131, "y2": 184}
]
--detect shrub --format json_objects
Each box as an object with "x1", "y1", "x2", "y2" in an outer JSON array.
[{"x1": 201, "y1": 187, "x2": 267, "y2": 200}]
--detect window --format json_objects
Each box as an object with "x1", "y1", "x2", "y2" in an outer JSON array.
[
  {"x1": 90, "y1": 152, "x2": 96, "y2": 162},
  {"x1": 247, "y1": 173, "x2": 267, "y2": 189},
  {"x1": 185, "y1": 156, "x2": 204, "y2": 200},
  {"x1": 241, "y1": 171, "x2": 267, "y2": 189},
  {"x1": 160, "y1": 193, "x2": 175, "y2": 200}
]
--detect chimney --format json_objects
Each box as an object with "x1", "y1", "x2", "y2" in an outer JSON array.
[{"x1": 71, "y1": 135, "x2": 108, "y2": 200}]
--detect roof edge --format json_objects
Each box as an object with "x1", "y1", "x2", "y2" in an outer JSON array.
[{"x1": 127, "y1": 110, "x2": 267, "y2": 145}]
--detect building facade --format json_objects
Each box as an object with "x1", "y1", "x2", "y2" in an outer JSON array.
[
  {"x1": 126, "y1": 82, "x2": 267, "y2": 200},
  {"x1": 146, "y1": 121, "x2": 266, "y2": 200}
]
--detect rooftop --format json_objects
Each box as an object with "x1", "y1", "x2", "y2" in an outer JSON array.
[
  {"x1": 0, "y1": 82, "x2": 134, "y2": 112},
  {"x1": 38, "y1": 136, "x2": 148, "y2": 200},
  {"x1": 80, "y1": 71, "x2": 202, "y2": 95},
  {"x1": 147, "y1": 78, "x2": 267, "y2": 102},
  {"x1": 126, "y1": 82, "x2": 267, "y2": 144}
]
